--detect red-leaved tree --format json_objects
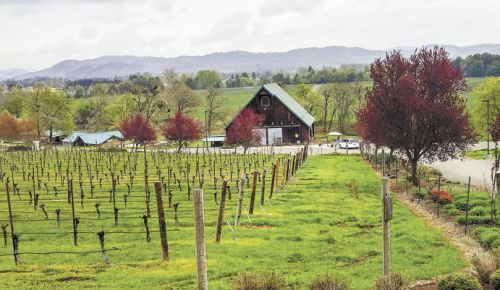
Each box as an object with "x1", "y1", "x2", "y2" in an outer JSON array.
[
  {"x1": 17, "y1": 119, "x2": 36, "y2": 143},
  {"x1": 356, "y1": 47, "x2": 476, "y2": 184},
  {"x1": 162, "y1": 112, "x2": 202, "y2": 152},
  {"x1": 120, "y1": 113, "x2": 157, "y2": 148},
  {"x1": 0, "y1": 112, "x2": 20, "y2": 141},
  {"x1": 0, "y1": 113, "x2": 37, "y2": 143},
  {"x1": 226, "y1": 108, "x2": 264, "y2": 153}
]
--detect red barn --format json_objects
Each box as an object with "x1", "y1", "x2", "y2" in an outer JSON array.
[{"x1": 225, "y1": 83, "x2": 315, "y2": 145}]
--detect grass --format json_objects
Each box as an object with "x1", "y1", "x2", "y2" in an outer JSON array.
[
  {"x1": 0, "y1": 151, "x2": 467, "y2": 289},
  {"x1": 463, "y1": 149, "x2": 491, "y2": 160}
]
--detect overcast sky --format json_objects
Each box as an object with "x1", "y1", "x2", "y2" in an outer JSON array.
[{"x1": 0, "y1": 0, "x2": 499, "y2": 70}]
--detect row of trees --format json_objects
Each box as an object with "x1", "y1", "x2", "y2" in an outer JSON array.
[
  {"x1": 294, "y1": 82, "x2": 366, "y2": 134},
  {"x1": 0, "y1": 68, "x2": 229, "y2": 138},
  {"x1": 452, "y1": 53, "x2": 500, "y2": 77},
  {"x1": 120, "y1": 109, "x2": 263, "y2": 152}
]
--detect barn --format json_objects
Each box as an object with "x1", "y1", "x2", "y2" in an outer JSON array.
[{"x1": 225, "y1": 83, "x2": 314, "y2": 145}]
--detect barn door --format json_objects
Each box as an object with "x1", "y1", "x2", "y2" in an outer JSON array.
[{"x1": 268, "y1": 128, "x2": 283, "y2": 145}]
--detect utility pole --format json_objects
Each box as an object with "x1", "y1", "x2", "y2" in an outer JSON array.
[
  {"x1": 204, "y1": 110, "x2": 208, "y2": 153},
  {"x1": 483, "y1": 98, "x2": 491, "y2": 159}
]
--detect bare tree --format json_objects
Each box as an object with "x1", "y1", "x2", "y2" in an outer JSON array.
[
  {"x1": 205, "y1": 86, "x2": 225, "y2": 136},
  {"x1": 319, "y1": 84, "x2": 335, "y2": 132},
  {"x1": 162, "y1": 68, "x2": 201, "y2": 113}
]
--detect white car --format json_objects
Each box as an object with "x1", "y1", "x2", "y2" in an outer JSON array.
[{"x1": 338, "y1": 139, "x2": 359, "y2": 149}]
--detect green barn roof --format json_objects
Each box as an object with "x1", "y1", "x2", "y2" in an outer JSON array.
[
  {"x1": 226, "y1": 83, "x2": 315, "y2": 129},
  {"x1": 261, "y1": 83, "x2": 315, "y2": 127}
]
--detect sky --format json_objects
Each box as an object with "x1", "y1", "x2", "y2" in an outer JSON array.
[{"x1": 0, "y1": 0, "x2": 499, "y2": 71}]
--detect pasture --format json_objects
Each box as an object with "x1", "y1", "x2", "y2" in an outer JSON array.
[{"x1": 0, "y1": 150, "x2": 467, "y2": 289}]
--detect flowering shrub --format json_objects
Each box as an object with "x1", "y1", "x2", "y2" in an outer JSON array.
[{"x1": 429, "y1": 189, "x2": 454, "y2": 205}]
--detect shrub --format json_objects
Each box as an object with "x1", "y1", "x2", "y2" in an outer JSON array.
[
  {"x1": 470, "y1": 206, "x2": 488, "y2": 216},
  {"x1": 457, "y1": 215, "x2": 493, "y2": 225},
  {"x1": 491, "y1": 269, "x2": 500, "y2": 290},
  {"x1": 232, "y1": 272, "x2": 286, "y2": 290},
  {"x1": 437, "y1": 273, "x2": 481, "y2": 290},
  {"x1": 372, "y1": 273, "x2": 408, "y2": 290},
  {"x1": 474, "y1": 228, "x2": 500, "y2": 249},
  {"x1": 429, "y1": 189, "x2": 453, "y2": 204},
  {"x1": 308, "y1": 274, "x2": 350, "y2": 290}
]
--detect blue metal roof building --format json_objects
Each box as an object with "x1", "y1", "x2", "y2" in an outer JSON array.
[{"x1": 62, "y1": 131, "x2": 124, "y2": 146}]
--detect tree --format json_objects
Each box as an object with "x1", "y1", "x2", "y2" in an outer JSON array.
[
  {"x1": 162, "y1": 112, "x2": 202, "y2": 152},
  {"x1": 24, "y1": 82, "x2": 47, "y2": 138},
  {"x1": 226, "y1": 108, "x2": 264, "y2": 153},
  {"x1": 120, "y1": 113, "x2": 156, "y2": 147},
  {"x1": 89, "y1": 83, "x2": 109, "y2": 130},
  {"x1": 162, "y1": 69, "x2": 201, "y2": 113},
  {"x1": 104, "y1": 93, "x2": 138, "y2": 128},
  {"x1": 194, "y1": 70, "x2": 222, "y2": 89},
  {"x1": 332, "y1": 83, "x2": 356, "y2": 133},
  {"x1": 205, "y1": 86, "x2": 225, "y2": 135},
  {"x1": 130, "y1": 74, "x2": 166, "y2": 122},
  {"x1": 37, "y1": 88, "x2": 74, "y2": 144},
  {"x1": 319, "y1": 84, "x2": 335, "y2": 132},
  {"x1": 471, "y1": 77, "x2": 500, "y2": 139},
  {"x1": 3, "y1": 87, "x2": 27, "y2": 117},
  {"x1": 0, "y1": 112, "x2": 19, "y2": 141},
  {"x1": 17, "y1": 119, "x2": 36, "y2": 143},
  {"x1": 0, "y1": 112, "x2": 36, "y2": 143},
  {"x1": 356, "y1": 47, "x2": 476, "y2": 184},
  {"x1": 295, "y1": 83, "x2": 320, "y2": 115}
]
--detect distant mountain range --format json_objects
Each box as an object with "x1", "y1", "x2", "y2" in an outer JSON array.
[{"x1": 2, "y1": 44, "x2": 500, "y2": 80}]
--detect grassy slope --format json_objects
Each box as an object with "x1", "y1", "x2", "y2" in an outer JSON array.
[{"x1": 0, "y1": 154, "x2": 467, "y2": 289}]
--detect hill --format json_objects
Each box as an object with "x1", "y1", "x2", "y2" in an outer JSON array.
[{"x1": 11, "y1": 44, "x2": 500, "y2": 80}]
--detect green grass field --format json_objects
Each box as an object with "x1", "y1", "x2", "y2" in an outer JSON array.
[{"x1": 0, "y1": 151, "x2": 467, "y2": 289}]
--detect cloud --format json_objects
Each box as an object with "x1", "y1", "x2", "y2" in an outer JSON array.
[{"x1": 0, "y1": 0, "x2": 499, "y2": 70}]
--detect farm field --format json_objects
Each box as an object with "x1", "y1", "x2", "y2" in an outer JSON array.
[{"x1": 0, "y1": 151, "x2": 467, "y2": 289}]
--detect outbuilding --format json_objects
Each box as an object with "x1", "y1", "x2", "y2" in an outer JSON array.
[{"x1": 225, "y1": 83, "x2": 315, "y2": 145}]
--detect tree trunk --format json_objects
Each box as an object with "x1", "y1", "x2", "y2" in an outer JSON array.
[
  {"x1": 49, "y1": 128, "x2": 53, "y2": 149},
  {"x1": 322, "y1": 99, "x2": 328, "y2": 132},
  {"x1": 410, "y1": 159, "x2": 418, "y2": 186}
]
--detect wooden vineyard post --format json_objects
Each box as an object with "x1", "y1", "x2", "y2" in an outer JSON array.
[
  {"x1": 235, "y1": 176, "x2": 244, "y2": 226},
  {"x1": 215, "y1": 180, "x2": 228, "y2": 243},
  {"x1": 6, "y1": 181, "x2": 20, "y2": 264},
  {"x1": 154, "y1": 182, "x2": 169, "y2": 261},
  {"x1": 381, "y1": 177, "x2": 392, "y2": 276},
  {"x1": 193, "y1": 189, "x2": 208, "y2": 290},
  {"x1": 69, "y1": 179, "x2": 79, "y2": 246},
  {"x1": 112, "y1": 178, "x2": 118, "y2": 226},
  {"x1": 464, "y1": 176, "x2": 471, "y2": 235},
  {"x1": 144, "y1": 145, "x2": 151, "y2": 217},
  {"x1": 260, "y1": 169, "x2": 266, "y2": 206},
  {"x1": 274, "y1": 160, "x2": 280, "y2": 193},
  {"x1": 269, "y1": 164, "x2": 276, "y2": 199},
  {"x1": 249, "y1": 171, "x2": 257, "y2": 214}
]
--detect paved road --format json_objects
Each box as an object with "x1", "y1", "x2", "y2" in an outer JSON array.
[{"x1": 427, "y1": 158, "x2": 496, "y2": 190}]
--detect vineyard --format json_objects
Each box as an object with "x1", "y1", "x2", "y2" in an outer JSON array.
[{"x1": 0, "y1": 148, "x2": 467, "y2": 289}]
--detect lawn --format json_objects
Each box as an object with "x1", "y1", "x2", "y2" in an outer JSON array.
[
  {"x1": 0, "y1": 152, "x2": 467, "y2": 289},
  {"x1": 463, "y1": 149, "x2": 494, "y2": 160}
]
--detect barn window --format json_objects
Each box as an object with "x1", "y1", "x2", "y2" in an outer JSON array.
[{"x1": 261, "y1": 95, "x2": 270, "y2": 107}]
